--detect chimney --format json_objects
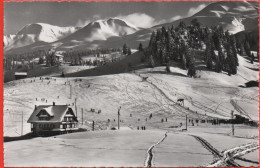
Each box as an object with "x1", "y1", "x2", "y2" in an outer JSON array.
[
  {"x1": 53, "y1": 102, "x2": 55, "y2": 106},
  {"x1": 35, "y1": 105, "x2": 37, "y2": 109}
]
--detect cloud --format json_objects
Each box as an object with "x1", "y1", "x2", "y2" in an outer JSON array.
[
  {"x1": 76, "y1": 19, "x2": 91, "y2": 27},
  {"x1": 170, "y1": 15, "x2": 182, "y2": 22},
  {"x1": 75, "y1": 4, "x2": 207, "y2": 29},
  {"x1": 187, "y1": 4, "x2": 206, "y2": 16},
  {"x1": 93, "y1": 14, "x2": 101, "y2": 20},
  {"x1": 233, "y1": 6, "x2": 255, "y2": 12},
  {"x1": 117, "y1": 13, "x2": 163, "y2": 28},
  {"x1": 75, "y1": 14, "x2": 101, "y2": 27}
]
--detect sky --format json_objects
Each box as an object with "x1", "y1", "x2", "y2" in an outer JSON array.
[{"x1": 4, "y1": 1, "x2": 213, "y2": 35}]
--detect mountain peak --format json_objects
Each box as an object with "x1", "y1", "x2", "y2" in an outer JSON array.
[
  {"x1": 91, "y1": 17, "x2": 139, "y2": 30},
  {"x1": 58, "y1": 17, "x2": 139, "y2": 44},
  {"x1": 4, "y1": 23, "x2": 76, "y2": 50}
]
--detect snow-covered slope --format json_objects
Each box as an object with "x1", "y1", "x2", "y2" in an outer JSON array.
[
  {"x1": 4, "y1": 54, "x2": 259, "y2": 137},
  {"x1": 4, "y1": 23, "x2": 77, "y2": 50}
]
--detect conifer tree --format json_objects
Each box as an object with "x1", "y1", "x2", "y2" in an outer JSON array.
[
  {"x1": 167, "y1": 31, "x2": 175, "y2": 60},
  {"x1": 244, "y1": 41, "x2": 251, "y2": 57},
  {"x1": 138, "y1": 43, "x2": 143, "y2": 51},
  {"x1": 205, "y1": 38, "x2": 213, "y2": 69},
  {"x1": 149, "y1": 31, "x2": 156, "y2": 47},
  {"x1": 215, "y1": 52, "x2": 221, "y2": 73},
  {"x1": 149, "y1": 55, "x2": 155, "y2": 68},
  {"x1": 187, "y1": 60, "x2": 196, "y2": 77},
  {"x1": 182, "y1": 53, "x2": 187, "y2": 69},
  {"x1": 226, "y1": 43, "x2": 237, "y2": 75},
  {"x1": 250, "y1": 53, "x2": 254, "y2": 64},
  {"x1": 123, "y1": 44, "x2": 128, "y2": 55},
  {"x1": 230, "y1": 36, "x2": 238, "y2": 66},
  {"x1": 239, "y1": 43, "x2": 246, "y2": 55},
  {"x1": 127, "y1": 48, "x2": 132, "y2": 55}
]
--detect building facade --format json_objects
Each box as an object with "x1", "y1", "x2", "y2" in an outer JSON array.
[{"x1": 27, "y1": 104, "x2": 78, "y2": 136}]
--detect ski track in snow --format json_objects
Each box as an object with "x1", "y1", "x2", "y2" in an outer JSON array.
[
  {"x1": 144, "y1": 131, "x2": 168, "y2": 167},
  {"x1": 134, "y1": 72, "x2": 222, "y2": 119},
  {"x1": 190, "y1": 134, "x2": 258, "y2": 167}
]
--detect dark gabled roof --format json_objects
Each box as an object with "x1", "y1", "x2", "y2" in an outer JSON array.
[{"x1": 27, "y1": 105, "x2": 76, "y2": 123}]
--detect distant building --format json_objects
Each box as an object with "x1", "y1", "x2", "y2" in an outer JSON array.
[
  {"x1": 250, "y1": 51, "x2": 258, "y2": 58},
  {"x1": 27, "y1": 103, "x2": 78, "y2": 136},
  {"x1": 55, "y1": 50, "x2": 65, "y2": 55},
  {"x1": 55, "y1": 51, "x2": 65, "y2": 63},
  {"x1": 55, "y1": 53, "x2": 64, "y2": 63},
  {"x1": 201, "y1": 42, "x2": 206, "y2": 50},
  {"x1": 14, "y1": 72, "x2": 27, "y2": 80}
]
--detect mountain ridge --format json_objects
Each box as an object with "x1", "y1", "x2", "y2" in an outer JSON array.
[
  {"x1": 4, "y1": 23, "x2": 77, "y2": 50},
  {"x1": 4, "y1": 1, "x2": 259, "y2": 54}
]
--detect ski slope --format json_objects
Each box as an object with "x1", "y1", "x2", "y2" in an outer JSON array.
[{"x1": 4, "y1": 55, "x2": 258, "y2": 137}]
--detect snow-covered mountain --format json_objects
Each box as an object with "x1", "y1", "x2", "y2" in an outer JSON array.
[
  {"x1": 4, "y1": 1, "x2": 259, "y2": 54},
  {"x1": 192, "y1": 1, "x2": 258, "y2": 34},
  {"x1": 4, "y1": 34, "x2": 16, "y2": 47},
  {"x1": 4, "y1": 23, "x2": 77, "y2": 50},
  {"x1": 158, "y1": 1, "x2": 258, "y2": 34},
  {"x1": 53, "y1": 18, "x2": 139, "y2": 48},
  {"x1": 4, "y1": 18, "x2": 139, "y2": 53}
]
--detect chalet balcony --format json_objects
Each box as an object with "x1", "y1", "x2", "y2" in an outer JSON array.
[
  {"x1": 31, "y1": 127, "x2": 78, "y2": 132},
  {"x1": 61, "y1": 121, "x2": 78, "y2": 124}
]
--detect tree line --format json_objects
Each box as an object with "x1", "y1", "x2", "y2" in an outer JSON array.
[
  {"x1": 145, "y1": 19, "x2": 258, "y2": 77},
  {"x1": 4, "y1": 48, "x2": 122, "y2": 71}
]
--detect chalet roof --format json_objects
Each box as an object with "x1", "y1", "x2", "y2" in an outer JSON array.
[
  {"x1": 250, "y1": 51, "x2": 257, "y2": 56},
  {"x1": 14, "y1": 72, "x2": 27, "y2": 76},
  {"x1": 27, "y1": 105, "x2": 76, "y2": 123},
  {"x1": 55, "y1": 53, "x2": 64, "y2": 57},
  {"x1": 55, "y1": 50, "x2": 65, "y2": 54}
]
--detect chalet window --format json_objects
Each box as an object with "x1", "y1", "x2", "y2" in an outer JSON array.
[
  {"x1": 39, "y1": 116, "x2": 50, "y2": 121},
  {"x1": 39, "y1": 124, "x2": 42, "y2": 128},
  {"x1": 50, "y1": 124, "x2": 54, "y2": 128},
  {"x1": 60, "y1": 125, "x2": 63, "y2": 129}
]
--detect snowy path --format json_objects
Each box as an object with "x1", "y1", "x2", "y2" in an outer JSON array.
[{"x1": 144, "y1": 131, "x2": 168, "y2": 167}]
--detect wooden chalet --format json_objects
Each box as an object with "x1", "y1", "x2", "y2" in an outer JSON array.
[
  {"x1": 55, "y1": 53, "x2": 64, "y2": 63},
  {"x1": 27, "y1": 103, "x2": 78, "y2": 136},
  {"x1": 14, "y1": 72, "x2": 27, "y2": 80}
]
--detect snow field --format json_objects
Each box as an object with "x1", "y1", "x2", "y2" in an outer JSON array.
[{"x1": 4, "y1": 130, "x2": 165, "y2": 167}]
